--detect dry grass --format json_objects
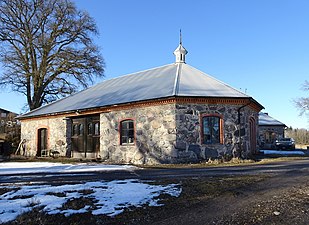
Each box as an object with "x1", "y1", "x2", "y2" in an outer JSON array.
[{"x1": 296, "y1": 144, "x2": 309, "y2": 149}]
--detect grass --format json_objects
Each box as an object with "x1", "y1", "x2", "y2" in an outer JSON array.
[
  {"x1": 0, "y1": 187, "x2": 20, "y2": 195},
  {"x1": 4, "y1": 153, "x2": 309, "y2": 171},
  {"x1": 60, "y1": 197, "x2": 98, "y2": 211},
  {"x1": 46, "y1": 192, "x2": 67, "y2": 197},
  {"x1": 138, "y1": 156, "x2": 309, "y2": 169},
  {"x1": 26, "y1": 198, "x2": 41, "y2": 207}
]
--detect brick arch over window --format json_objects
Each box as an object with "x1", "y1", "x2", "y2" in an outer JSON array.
[
  {"x1": 119, "y1": 119, "x2": 135, "y2": 145},
  {"x1": 200, "y1": 114, "x2": 224, "y2": 144}
]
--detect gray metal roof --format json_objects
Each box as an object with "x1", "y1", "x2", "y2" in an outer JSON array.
[
  {"x1": 259, "y1": 112, "x2": 286, "y2": 126},
  {"x1": 19, "y1": 63, "x2": 259, "y2": 118}
]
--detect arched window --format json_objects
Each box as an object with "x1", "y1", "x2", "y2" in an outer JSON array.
[
  {"x1": 73, "y1": 124, "x2": 79, "y2": 136},
  {"x1": 120, "y1": 120, "x2": 135, "y2": 145},
  {"x1": 202, "y1": 115, "x2": 223, "y2": 144},
  {"x1": 78, "y1": 124, "x2": 84, "y2": 136},
  {"x1": 94, "y1": 122, "x2": 100, "y2": 136},
  {"x1": 88, "y1": 123, "x2": 93, "y2": 135}
]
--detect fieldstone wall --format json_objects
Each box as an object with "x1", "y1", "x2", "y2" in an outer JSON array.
[
  {"x1": 20, "y1": 116, "x2": 69, "y2": 157},
  {"x1": 258, "y1": 125, "x2": 285, "y2": 149},
  {"x1": 99, "y1": 102, "x2": 259, "y2": 164},
  {"x1": 99, "y1": 104, "x2": 177, "y2": 164},
  {"x1": 19, "y1": 101, "x2": 259, "y2": 164},
  {"x1": 175, "y1": 103, "x2": 259, "y2": 162}
]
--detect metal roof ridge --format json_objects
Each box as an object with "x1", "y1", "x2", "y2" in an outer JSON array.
[{"x1": 172, "y1": 63, "x2": 182, "y2": 95}]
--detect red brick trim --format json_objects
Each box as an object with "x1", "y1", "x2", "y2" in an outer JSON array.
[{"x1": 20, "y1": 97, "x2": 262, "y2": 121}]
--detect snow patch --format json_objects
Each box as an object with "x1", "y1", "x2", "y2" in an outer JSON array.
[
  {"x1": 0, "y1": 179, "x2": 181, "y2": 223},
  {"x1": 0, "y1": 162, "x2": 137, "y2": 175},
  {"x1": 260, "y1": 150, "x2": 305, "y2": 155}
]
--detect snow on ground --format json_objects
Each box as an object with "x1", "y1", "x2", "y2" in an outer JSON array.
[
  {"x1": 0, "y1": 179, "x2": 182, "y2": 223},
  {"x1": 0, "y1": 162, "x2": 181, "y2": 223},
  {"x1": 260, "y1": 150, "x2": 305, "y2": 155},
  {"x1": 0, "y1": 162, "x2": 137, "y2": 175}
]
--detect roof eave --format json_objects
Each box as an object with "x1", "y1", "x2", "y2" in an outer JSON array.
[{"x1": 18, "y1": 96, "x2": 263, "y2": 120}]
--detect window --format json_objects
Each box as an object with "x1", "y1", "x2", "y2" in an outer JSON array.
[
  {"x1": 120, "y1": 120, "x2": 134, "y2": 145},
  {"x1": 88, "y1": 123, "x2": 93, "y2": 135},
  {"x1": 73, "y1": 124, "x2": 79, "y2": 136},
  {"x1": 202, "y1": 116, "x2": 221, "y2": 144},
  {"x1": 94, "y1": 122, "x2": 100, "y2": 136},
  {"x1": 78, "y1": 124, "x2": 84, "y2": 136}
]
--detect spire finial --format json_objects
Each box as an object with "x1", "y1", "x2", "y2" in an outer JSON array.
[{"x1": 174, "y1": 30, "x2": 188, "y2": 63}]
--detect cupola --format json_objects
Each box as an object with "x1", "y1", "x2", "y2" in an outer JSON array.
[{"x1": 173, "y1": 30, "x2": 188, "y2": 63}]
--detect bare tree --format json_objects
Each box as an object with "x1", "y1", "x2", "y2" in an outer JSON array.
[
  {"x1": 0, "y1": 0, "x2": 104, "y2": 110},
  {"x1": 295, "y1": 80, "x2": 309, "y2": 117}
]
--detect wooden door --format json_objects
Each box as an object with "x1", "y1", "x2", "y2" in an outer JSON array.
[
  {"x1": 71, "y1": 115, "x2": 100, "y2": 158},
  {"x1": 71, "y1": 118, "x2": 86, "y2": 158},
  {"x1": 37, "y1": 128, "x2": 48, "y2": 156},
  {"x1": 86, "y1": 117, "x2": 100, "y2": 155}
]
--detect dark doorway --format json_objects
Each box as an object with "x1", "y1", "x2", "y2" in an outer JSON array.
[
  {"x1": 37, "y1": 128, "x2": 48, "y2": 156},
  {"x1": 71, "y1": 115, "x2": 100, "y2": 158}
]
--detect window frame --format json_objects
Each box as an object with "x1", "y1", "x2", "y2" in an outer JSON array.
[
  {"x1": 119, "y1": 119, "x2": 135, "y2": 145},
  {"x1": 200, "y1": 114, "x2": 224, "y2": 145}
]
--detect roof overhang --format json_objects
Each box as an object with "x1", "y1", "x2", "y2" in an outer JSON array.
[{"x1": 19, "y1": 96, "x2": 264, "y2": 121}]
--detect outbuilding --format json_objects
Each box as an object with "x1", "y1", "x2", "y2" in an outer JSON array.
[
  {"x1": 18, "y1": 41, "x2": 264, "y2": 164},
  {"x1": 258, "y1": 112, "x2": 286, "y2": 149}
]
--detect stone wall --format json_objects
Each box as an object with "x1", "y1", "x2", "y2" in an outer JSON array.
[
  {"x1": 20, "y1": 117, "x2": 69, "y2": 157},
  {"x1": 19, "y1": 101, "x2": 259, "y2": 163},
  {"x1": 100, "y1": 104, "x2": 177, "y2": 164},
  {"x1": 258, "y1": 125, "x2": 285, "y2": 149},
  {"x1": 99, "y1": 102, "x2": 259, "y2": 164},
  {"x1": 175, "y1": 103, "x2": 259, "y2": 162}
]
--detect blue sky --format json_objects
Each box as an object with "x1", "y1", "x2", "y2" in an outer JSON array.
[{"x1": 0, "y1": 0, "x2": 308, "y2": 129}]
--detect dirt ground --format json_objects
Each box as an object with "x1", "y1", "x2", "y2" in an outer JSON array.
[{"x1": 5, "y1": 168, "x2": 309, "y2": 225}]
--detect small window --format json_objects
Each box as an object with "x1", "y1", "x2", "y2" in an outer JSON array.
[
  {"x1": 94, "y1": 122, "x2": 100, "y2": 136},
  {"x1": 202, "y1": 116, "x2": 220, "y2": 144},
  {"x1": 78, "y1": 124, "x2": 84, "y2": 136},
  {"x1": 120, "y1": 120, "x2": 135, "y2": 145},
  {"x1": 88, "y1": 123, "x2": 93, "y2": 135},
  {"x1": 73, "y1": 124, "x2": 79, "y2": 136}
]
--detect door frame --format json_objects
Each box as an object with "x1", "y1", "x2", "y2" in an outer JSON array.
[
  {"x1": 71, "y1": 115, "x2": 100, "y2": 158},
  {"x1": 37, "y1": 127, "x2": 48, "y2": 157}
]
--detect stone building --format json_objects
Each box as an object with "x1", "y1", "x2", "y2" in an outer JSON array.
[
  {"x1": 258, "y1": 112, "x2": 286, "y2": 149},
  {"x1": 18, "y1": 41, "x2": 264, "y2": 164}
]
